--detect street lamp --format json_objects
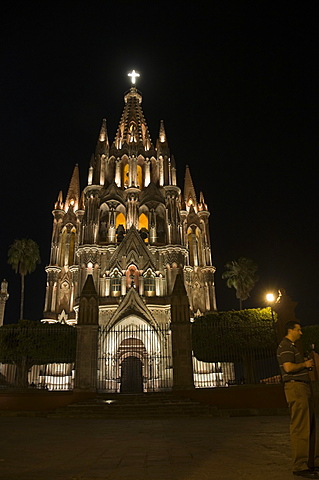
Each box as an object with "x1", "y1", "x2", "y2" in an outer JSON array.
[
  {"x1": 266, "y1": 292, "x2": 278, "y2": 344},
  {"x1": 266, "y1": 293, "x2": 275, "y2": 304},
  {"x1": 266, "y1": 293, "x2": 275, "y2": 321}
]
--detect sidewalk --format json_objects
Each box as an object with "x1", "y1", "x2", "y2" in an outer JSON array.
[{"x1": 0, "y1": 414, "x2": 296, "y2": 480}]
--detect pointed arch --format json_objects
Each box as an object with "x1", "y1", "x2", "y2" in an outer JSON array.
[
  {"x1": 110, "y1": 268, "x2": 122, "y2": 297},
  {"x1": 116, "y1": 212, "x2": 126, "y2": 229},
  {"x1": 123, "y1": 163, "x2": 129, "y2": 188},
  {"x1": 143, "y1": 268, "x2": 156, "y2": 297},
  {"x1": 126, "y1": 264, "x2": 139, "y2": 290},
  {"x1": 68, "y1": 227, "x2": 76, "y2": 265},
  {"x1": 60, "y1": 227, "x2": 67, "y2": 266},
  {"x1": 187, "y1": 224, "x2": 203, "y2": 267},
  {"x1": 136, "y1": 164, "x2": 142, "y2": 188}
]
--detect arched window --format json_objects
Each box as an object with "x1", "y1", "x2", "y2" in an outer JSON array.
[
  {"x1": 187, "y1": 225, "x2": 203, "y2": 266},
  {"x1": 68, "y1": 227, "x2": 76, "y2": 265},
  {"x1": 187, "y1": 227, "x2": 195, "y2": 266},
  {"x1": 123, "y1": 164, "x2": 129, "y2": 188},
  {"x1": 60, "y1": 228, "x2": 67, "y2": 266},
  {"x1": 143, "y1": 270, "x2": 155, "y2": 297},
  {"x1": 139, "y1": 212, "x2": 148, "y2": 230},
  {"x1": 126, "y1": 265, "x2": 139, "y2": 290},
  {"x1": 137, "y1": 164, "x2": 143, "y2": 188},
  {"x1": 110, "y1": 270, "x2": 122, "y2": 297},
  {"x1": 139, "y1": 213, "x2": 149, "y2": 243},
  {"x1": 116, "y1": 212, "x2": 126, "y2": 229},
  {"x1": 196, "y1": 227, "x2": 204, "y2": 266}
]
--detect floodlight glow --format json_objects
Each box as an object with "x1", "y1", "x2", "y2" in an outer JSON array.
[{"x1": 266, "y1": 293, "x2": 275, "y2": 303}]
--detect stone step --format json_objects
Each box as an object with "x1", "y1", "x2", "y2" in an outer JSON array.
[
  {"x1": 48, "y1": 392, "x2": 222, "y2": 418},
  {"x1": 49, "y1": 405, "x2": 220, "y2": 418}
]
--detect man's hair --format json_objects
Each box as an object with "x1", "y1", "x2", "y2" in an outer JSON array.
[{"x1": 284, "y1": 320, "x2": 301, "y2": 336}]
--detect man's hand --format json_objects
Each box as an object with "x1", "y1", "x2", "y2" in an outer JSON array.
[
  {"x1": 305, "y1": 358, "x2": 314, "y2": 369},
  {"x1": 283, "y1": 358, "x2": 314, "y2": 372}
]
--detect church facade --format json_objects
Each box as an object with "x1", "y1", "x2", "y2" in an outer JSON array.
[{"x1": 42, "y1": 81, "x2": 219, "y2": 392}]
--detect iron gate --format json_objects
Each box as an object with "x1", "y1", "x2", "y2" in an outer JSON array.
[{"x1": 97, "y1": 323, "x2": 173, "y2": 393}]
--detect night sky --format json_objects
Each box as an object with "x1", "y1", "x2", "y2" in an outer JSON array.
[{"x1": 1, "y1": 3, "x2": 318, "y2": 325}]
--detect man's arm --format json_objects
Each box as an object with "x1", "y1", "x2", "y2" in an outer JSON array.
[{"x1": 283, "y1": 358, "x2": 314, "y2": 373}]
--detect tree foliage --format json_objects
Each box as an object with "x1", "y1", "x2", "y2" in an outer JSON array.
[
  {"x1": 7, "y1": 239, "x2": 41, "y2": 320},
  {"x1": 192, "y1": 309, "x2": 277, "y2": 383},
  {"x1": 0, "y1": 320, "x2": 76, "y2": 388},
  {"x1": 301, "y1": 325, "x2": 319, "y2": 354},
  {"x1": 222, "y1": 257, "x2": 258, "y2": 309}
]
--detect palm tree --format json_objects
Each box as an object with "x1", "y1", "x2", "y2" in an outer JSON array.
[
  {"x1": 7, "y1": 239, "x2": 41, "y2": 320},
  {"x1": 222, "y1": 257, "x2": 258, "y2": 310}
]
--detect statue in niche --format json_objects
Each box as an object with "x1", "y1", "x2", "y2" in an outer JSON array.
[
  {"x1": 139, "y1": 228, "x2": 149, "y2": 242},
  {"x1": 116, "y1": 224, "x2": 125, "y2": 243}
]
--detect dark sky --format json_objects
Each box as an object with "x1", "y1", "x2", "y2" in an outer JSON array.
[{"x1": 1, "y1": 2, "x2": 318, "y2": 325}]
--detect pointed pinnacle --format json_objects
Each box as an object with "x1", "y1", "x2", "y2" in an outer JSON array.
[
  {"x1": 184, "y1": 165, "x2": 197, "y2": 208},
  {"x1": 158, "y1": 120, "x2": 167, "y2": 142},
  {"x1": 65, "y1": 165, "x2": 80, "y2": 211},
  {"x1": 99, "y1": 118, "x2": 109, "y2": 145}
]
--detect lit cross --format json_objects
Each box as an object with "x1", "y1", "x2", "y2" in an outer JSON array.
[{"x1": 128, "y1": 70, "x2": 140, "y2": 85}]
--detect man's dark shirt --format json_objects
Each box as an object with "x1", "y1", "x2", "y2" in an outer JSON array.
[{"x1": 277, "y1": 337, "x2": 311, "y2": 383}]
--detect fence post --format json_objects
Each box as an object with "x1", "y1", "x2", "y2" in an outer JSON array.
[
  {"x1": 170, "y1": 273, "x2": 194, "y2": 390},
  {"x1": 74, "y1": 275, "x2": 99, "y2": 392}
]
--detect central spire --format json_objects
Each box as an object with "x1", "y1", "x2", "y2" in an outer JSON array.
[{"x1": 110, "y1": 74, "x2": 154, "y2": 154}]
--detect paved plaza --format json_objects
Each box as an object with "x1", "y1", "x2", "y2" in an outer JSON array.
[{"x1": 0, "y1": 414, "x2": 297, "y2": 480}]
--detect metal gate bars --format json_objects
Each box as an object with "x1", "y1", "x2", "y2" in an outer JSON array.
[{"x1": 97, "y1": 323, "x2": 173, "y2": 393}]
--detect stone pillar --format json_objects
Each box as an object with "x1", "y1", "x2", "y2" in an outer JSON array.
[
  {"x1": 74, "y1": 274, "x2": 99, "y2": 392},
  {"x1": 170, "y1": 273, "x2": 194, "y2": 390},
  {"x1": 0, "y1": 279, "x2": 9, "y2": 326}
]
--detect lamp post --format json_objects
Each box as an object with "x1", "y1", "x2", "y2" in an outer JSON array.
[
  {"x1": 266, "y1": 293, "x2": 275, "y2": 321},
  {"x1": 266, "y1": 292, "x2": 278, "y2": 344}
]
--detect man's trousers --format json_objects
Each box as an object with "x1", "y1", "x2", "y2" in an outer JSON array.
[{"x1": 284, "y1": 381, "x2": 318, "y2": 472}]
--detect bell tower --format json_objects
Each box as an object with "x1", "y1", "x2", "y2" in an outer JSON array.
[{"x1": 43, "y1": 73, "x2": 217, "y2": 324}]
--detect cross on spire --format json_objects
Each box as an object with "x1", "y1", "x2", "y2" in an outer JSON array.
[{"x1": 128, "y1": 70, "x2": 140, "y2": 85}]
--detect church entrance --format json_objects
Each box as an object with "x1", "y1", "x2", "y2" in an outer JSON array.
[
  {"x1": 97, "y1": 320, "x2": 173, "y2": 393},
  {"x1": 120, "y1": 356, "x2": 143, "y2": 393}
]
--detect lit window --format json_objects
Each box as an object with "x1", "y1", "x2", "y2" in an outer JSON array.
[
  {"x1": 110, "y1": 271, "x2": 122, "y2": 296},
  {"x1": 144, "y1": 272, "x2": 155, "y2": 296}
]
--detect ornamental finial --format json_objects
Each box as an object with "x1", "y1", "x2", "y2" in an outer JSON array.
[{"x1": 128, "y1": 69, "x2": 140, "y2": 85}]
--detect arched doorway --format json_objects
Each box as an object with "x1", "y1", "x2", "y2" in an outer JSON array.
[
  {"x1": 120, "y1": 356, "x2": 143, "y2": 393},
  {"x1": 97, "y1": 316, "x2": 173, "y2": 393}
]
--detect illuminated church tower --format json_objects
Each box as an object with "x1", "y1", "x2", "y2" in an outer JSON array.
[{"x1": 42, "y1": 73, "x2": 217, "y2": 392}]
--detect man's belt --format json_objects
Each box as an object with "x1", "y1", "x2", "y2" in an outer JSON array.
[{"x1": 285, "y1": 380, "x2": 310, "y2": 383}]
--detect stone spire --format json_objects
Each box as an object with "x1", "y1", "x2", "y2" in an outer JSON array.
[
  {"x1": 156, "y1": 120, "x2": 170, "y2": 160},
  {"x1": 183, "y1": 165, "x2": 198, "y2": 211},
  {"x1": 158, "y1": 120, "x2": 167, "y2": 143},
  {"x1": 95, "y1": 118, "x2": 109, "y2": 156},
  {"x1": 54, "y1": 190, "x2": 64, "y2": 210},
  {"x1": 198, "y1": 191, "x2": 208, "y2": 211},
  {"x1": 110, "y1": 86, "x2": 155, "y2": 155},
  {"x1": 65, "y1": 164, "x2": 81, "y2": 212}
]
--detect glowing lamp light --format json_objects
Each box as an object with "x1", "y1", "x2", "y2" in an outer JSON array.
[{"x1": 266, "y1": 293, "x2": 275, "y2": 303}]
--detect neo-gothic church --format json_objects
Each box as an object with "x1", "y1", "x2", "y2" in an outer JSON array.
[{"x1": 42, "y1": 80, "x2": 218, "y2": 392}]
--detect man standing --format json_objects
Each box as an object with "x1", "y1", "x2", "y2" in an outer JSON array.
[{"x1": 277, "y1": 321, "x2": 319, "y2": 478}]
